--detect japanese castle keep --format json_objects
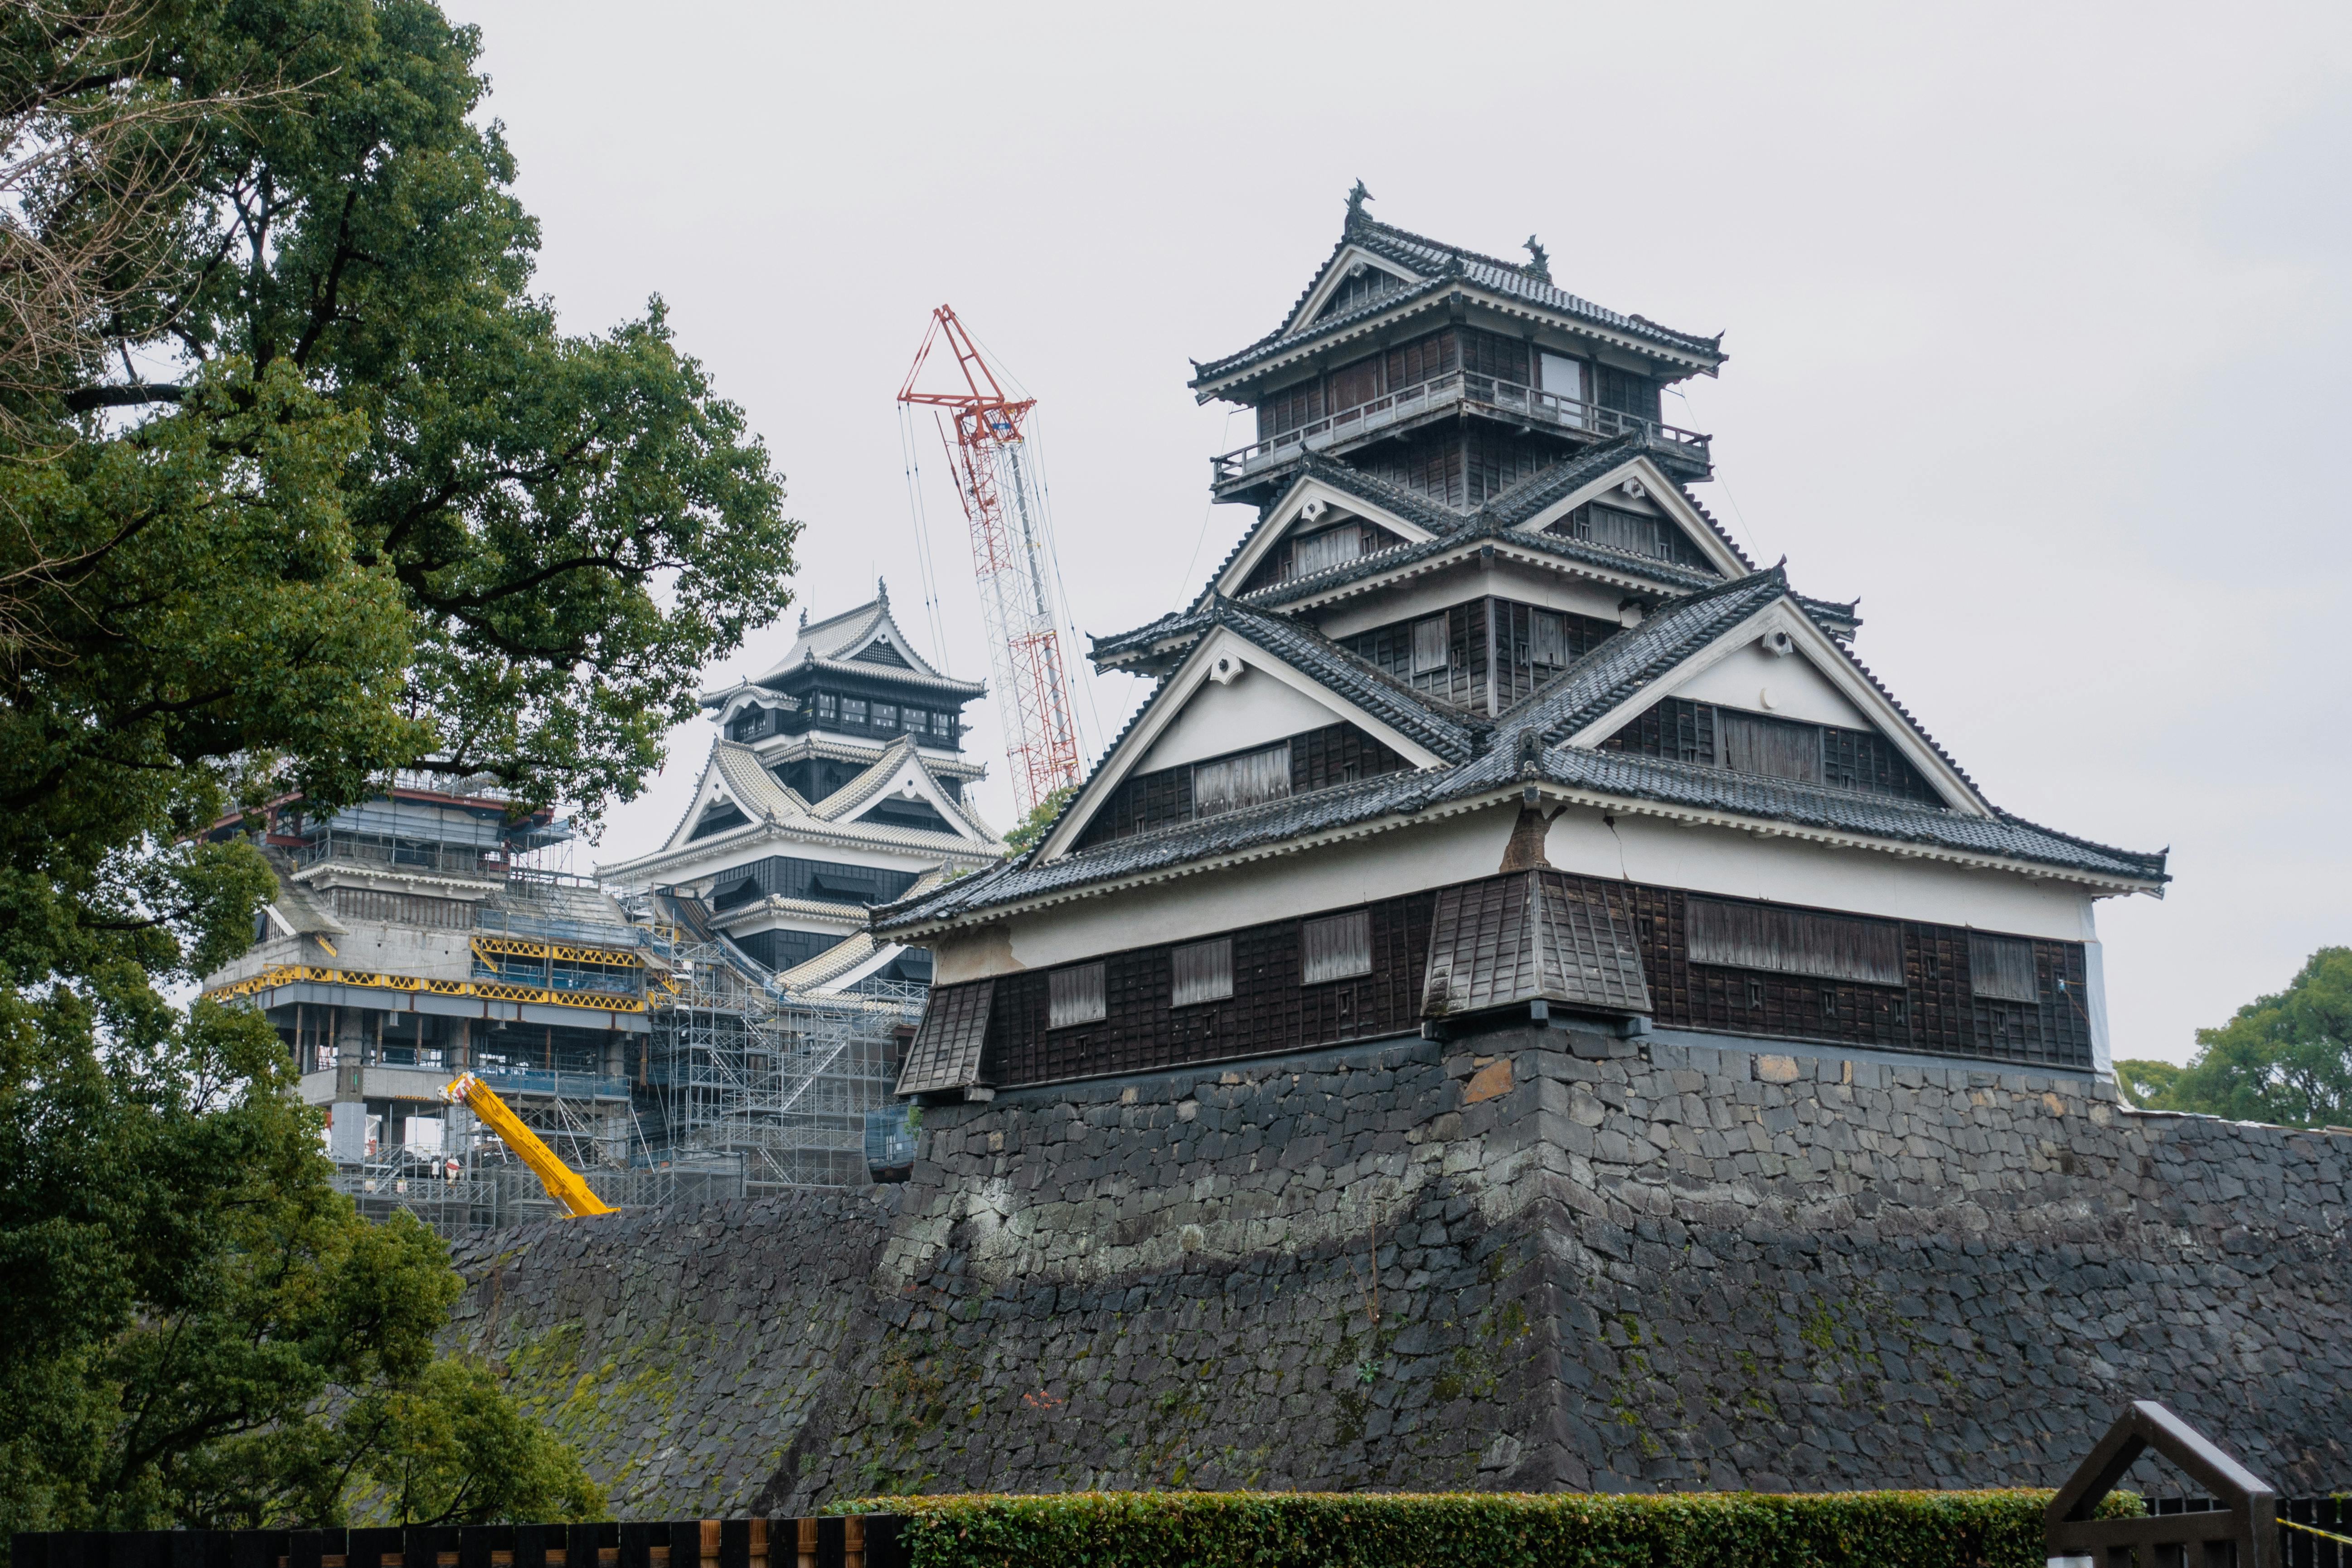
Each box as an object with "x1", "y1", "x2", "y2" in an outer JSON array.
[
  {"x1": 882, "y1": 194, "x2": 2168, "y2": 1093},
  {"x1": 447, "y1": 198, "x2": 2351, "y2": 1508},
  {"x1": 602, "y1": 588, "x2": 1004, "y2": 989}
]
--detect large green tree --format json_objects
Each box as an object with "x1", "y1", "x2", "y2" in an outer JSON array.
[
  {"x1": 0, "y1": 0, "x2": 796, "y2": 1536},
  {"x1": 2115, "y1": 947, "x2": 2352, "y2": 1128}
]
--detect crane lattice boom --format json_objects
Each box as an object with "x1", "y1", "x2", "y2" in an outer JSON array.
[{"x1": 898, "y1": 306, "x2": 1082, "y2": 817}]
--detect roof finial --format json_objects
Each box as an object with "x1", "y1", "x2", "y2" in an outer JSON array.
[
  {"x1": 1523, "y1": 234, "x2": 1551, "y2": 284},
  {"x1": 1346, "y1": 179, "x2": 1373, "y2": 224},
  {"x1": 877, "y1": 575, "x2": 889, "y2": 606},
  {"x1": 798, "y1": 605, "x2": 808, "y2": 630}
]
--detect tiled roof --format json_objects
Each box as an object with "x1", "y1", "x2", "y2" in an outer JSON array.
[
  {"x1": 969, "y1": 596, "x2": 1487, "y2": 896},
  {"x1": 703, "y1": 592, "x2": 986, "y2": 704},
  {"x1": 601, "y1": 736, "x2": 1003, "y2": 882},
  {"x1": 877, "y1": 568, "x2": 2167, "y2": 932},
  {"x1": 1478, "y1": 441, "x2": 1755, "y2": 575},
  {"x1": 1215, "y1": 600, "x2": 1487, "y2": 763},
  {"x1": 750, "y1": 728, "x2": 987, "y2": 782},
  {"x1": 810, "y1": 733, "x2": 1003, "y2": 844},
  {"x1": 1193, "y1": 211, "x2": 1725, "y2": 388},
  {"x1": 1498, "y1": 569, "x2": 1792, "y2": 738},
  {"x1": 1094, "y1": 453, "x2": 1740, "y2": 673}
]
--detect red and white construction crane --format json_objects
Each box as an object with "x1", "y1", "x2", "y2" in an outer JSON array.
[{"x1": 898, "y1": 306, "x2": 1083, "y2": 818}]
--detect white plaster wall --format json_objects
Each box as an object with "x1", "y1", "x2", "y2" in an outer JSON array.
[
  {"x1": 1667, "y1": 641, "x2": 1872, "y2": 727},
  {"x1": 1313, "y1": 563, "x2": 1625, "y2": 641},
  {"x1": 996, "y1": 806, "x2": 1520, "y2": 971},
  {"x1": 1542, "y1": 803, "x2": 2100, "y2": 940},
  {"x1": 1139, "y1": 669, "x2": 1345, "y2": 772},
  {"x1": 934, "y1": 799, "x2": 2106, "y2": 981}
]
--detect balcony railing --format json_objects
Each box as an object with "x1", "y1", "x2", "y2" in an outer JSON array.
[{"x1": 1212, "y1": 370, "x2": 1712, "y2": 490}]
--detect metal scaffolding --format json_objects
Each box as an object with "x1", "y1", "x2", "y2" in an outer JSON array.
[{"x1": 640, "y1": 922, "x2": 920, "y2": 1193}]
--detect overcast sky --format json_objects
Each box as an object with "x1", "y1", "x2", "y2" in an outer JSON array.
[{"x1": 447, "y1": 1, "x2": 2350, "y2": 1065}]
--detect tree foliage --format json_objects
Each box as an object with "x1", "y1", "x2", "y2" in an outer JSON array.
[
  {"x1": 0, "y1": 0, "x2": 794, "y2": 1537},
  {"x1": 1000, "y1": 784, "x2": 1076, "y2": 857},
  {"x1": 2114, "y1": 947, "x2": 2352, "y2": 1128}
]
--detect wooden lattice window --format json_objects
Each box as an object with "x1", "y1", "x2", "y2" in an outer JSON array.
[
  {"x1": 1048, "y1": 963, "x2": 1106, "y2": 1030},
  {"x1": 1302, "y1": 910, "x2": 1373, "y2": 985},
  {"x1": 1171, "y1": 938, "x2": 1233, "y2": 1009}
]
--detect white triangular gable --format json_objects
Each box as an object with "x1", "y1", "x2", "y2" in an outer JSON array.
[
  {"x1": 839, "y1": 604, "x2": 939, "y2": 675},
  {"x1": 1508, "y1": 453, "x2": 1748, "y2": 581},
  {"x1": 1564, "y1": 597, "x2": 1990, "y2": 816},
  {"x1": 841, "y1": 749, "x2": 995, "y2": 846},
  {"x1": 1038, "y1": 624, "x2": 1445, "y2": 861},
  {"x1": 663, "y1": 756, "x2": 750, "y2": 853},
  {"x1": 1213, "y1": 473, "x2": 1437, "y2": 599},
  {"x1": 1285, "y1": 245, "x2": 1425, "y2": 336}
]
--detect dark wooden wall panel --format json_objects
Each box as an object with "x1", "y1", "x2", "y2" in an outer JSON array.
[
  {"x1": 1073, "y1": 723, "x2": 1410, "y2": 851},
  {"x1": 984, "y1": 893, "x2": 1435, "y2": 1088},
  {"x1": 973, "y1": 873, "x2": 2091, "y2": 1090}
]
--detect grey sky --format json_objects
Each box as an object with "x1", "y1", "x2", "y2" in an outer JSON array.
[{"x1": 448, "y1": 1, "x2": 2352, "y2": 1065}]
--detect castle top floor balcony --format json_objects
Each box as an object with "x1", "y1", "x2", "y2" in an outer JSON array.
[{"x1": 1210, "y1": 368, "x2": 1712, "y2": 499}]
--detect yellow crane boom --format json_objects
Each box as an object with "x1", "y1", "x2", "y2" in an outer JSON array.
[{"x1": 441, "y1": 1072, "x2": 616, "y2": 1218}]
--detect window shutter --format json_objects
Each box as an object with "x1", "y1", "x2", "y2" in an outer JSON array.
[
  {"x1": 1968, "y1": 935, "x2": 2040, "y2": 1003},
  {"x1": 1302, "y1": 909, "x2": 1373, "y2": 984},
  {"x1": 1717, "y1": 711, "x2": 1824, "y2": 784},
  {"x1": 1291, "y1": 525, "x2": 1364, "y2": 578},
  {"x1": 1530, "y1": 611, "x2": 1567, "y2": 667},
  {"x1": 1687, "y1": 899, "x2": 1903, "y2": 988},
  {"x1": 1048, "y1": 962, "x2": 1106, "y2": 1029},
  {"x1": 1193, "y1": 744, "x2": 1293, "y2": 820},
  {"x1": 1171, "y1": 938, "x2": 1234, "y2": 1008},
  {"x1": 1411, "y1": 616, "x2": 1450, "y2": 674}
]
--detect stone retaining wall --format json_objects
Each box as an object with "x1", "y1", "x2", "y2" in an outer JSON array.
[{"x1": 446, "y1": 1026, "x2": 2352, "y2": 1515}]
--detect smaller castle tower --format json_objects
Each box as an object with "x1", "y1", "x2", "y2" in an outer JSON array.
[{"x1": 600, "y1": 585, "x2": 1002, "y2": 990}]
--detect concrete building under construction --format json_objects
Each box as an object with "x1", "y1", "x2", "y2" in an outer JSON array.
[{"x1": 200, "y1": 589, "x2": 997, "y2": 1229}]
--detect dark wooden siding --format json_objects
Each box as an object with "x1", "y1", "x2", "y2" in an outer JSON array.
[
  {"x1": 983, "y1": 892, "x2": 1437, "y2": 1087},
  {"x1": 1385, "y1": 328, "x2": 1457, "y2": 388},
  {"x1": 1463, "y1": 427, "x2": 1552, "y2": 507},
  {"x1": 1600, "y1": 696, "x2": 1940, "y2": 805},
  {"x1": 1341, "y1": 599, "x2": 1489, "y2": 710},
  {"x1": 1460, "y1": 327, "x2": 1530, "y2": 384},
  {"x1": 1596, "y1": 364, "x2": 1662, "y2": 422},
  {"x1": 1358, "y1": 427, "x2": 1557, "y2": 510},
  {"x1": 1625, "y1": 880, "x2": 2091, "y2": 1069},
  {"x1": 1072, "y1": 723, "x2": 1413, "y2": 851},
  {"x1": 1547, "y1": 502, "x2": 1715, "y2": 572},
  {"x1": 1238, "y1": 520, "x2": 1403, "y2": 597},
  {"x1": 1490, "y1": 600, "x2": 1619, "y2": 709},
  {"x1": 974, "y1": 869, "x2": 2093, "y2": 1088},
  {"x1": 708, "y1": 854, "x2": 923, "y2": 909},
  {"x1": 1256, "y1": 380, "x2": 1324, "y2": 442}
]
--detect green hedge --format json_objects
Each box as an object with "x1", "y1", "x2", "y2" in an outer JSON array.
[{"x1": 842, "y1": 1488, "x2": 2126, "y2": 1568}]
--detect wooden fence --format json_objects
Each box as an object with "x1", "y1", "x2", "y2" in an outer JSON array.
[{"x1": 10, "y1": 1520, "x2": 907, "y2": 1568}]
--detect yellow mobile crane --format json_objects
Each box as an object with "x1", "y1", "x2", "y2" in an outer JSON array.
[{"x1": 441, "y1": 1072, "x2": 616, "y2": 1218}]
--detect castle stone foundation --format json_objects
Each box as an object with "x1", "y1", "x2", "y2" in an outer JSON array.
[{"x1": 447, "y1": 1027, "x2": 2352, "y2": 1514}]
